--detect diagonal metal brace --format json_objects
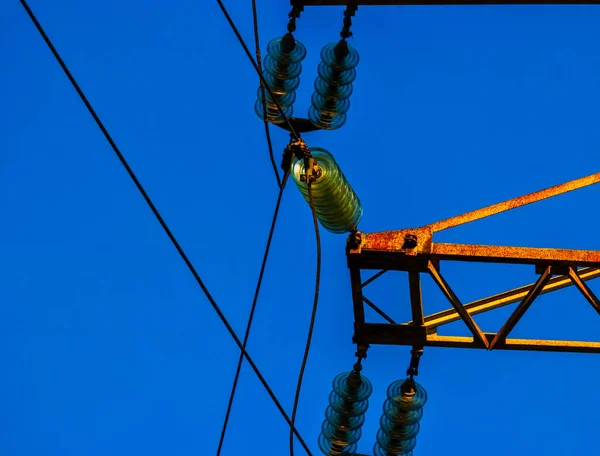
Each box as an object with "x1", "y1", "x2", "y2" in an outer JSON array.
[
  {"x1": 568, "y1": 267, "x2": 600, "y2": 316},
  {"x1": 412, "y1": 267, "x2": 600, "y2": 330},
  {"x1": 490, "y1": 266, "x2": 553, "y2": 349},
  {"x1": 427, "y1": 261, "x2": 489, "y2": 349}
]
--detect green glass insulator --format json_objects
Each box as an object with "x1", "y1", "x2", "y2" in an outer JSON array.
[
  {"x1": 331, "y1": 372, "x2": 372, "y2": 401},
  {"x1": 321, "y1": 420, "x2": 362, "y2": 446},
  {"x1": 267, "y1": 35, "x2": 306, "y2": 64},
  {"x1": 382, "y1": 399, "x2": 423, "y2": 425},
  {"x1": 309, "y1": 41, "x2": 359, "y2": 130},
  {"x1": 374, "y1": 379, "x2": 427, "y2": 456},
  {"x1": 325, "y1": 405, "x2": 365, "y2": 431},
  {"x1": 311, "y1": 91, "x2": 351, "y2": 117},
  {"x1": 318, "y1": 371, "x2": 371, "y2": 455},
  {"x1": 263, "y1": 72, "x2": 300, "y2": 95},
  {"x1": 321, "y1": 41, "x2": 359, "y2": 72},
  {"x1": 376, "y1": 429, "x2": 417, "y2": 454},
  {"x1": 291, "y1": 148, "x2": 363, "y2": 234},
  {"x1": 317, "y1": 62, "x2": 357, "y2": 86},
  {"x1": 329, "y1": 391, "x2": 368, "y2": 417},
  {"x1": 254, "y1": 98, "x2": 293, "y2": 124},
  {"x1": 264, "y1": 56, "x2": 303, "y2": 79},
  {"x1": 380, "y1": 415, "x2": 420, "y2": 440},
  {"x1": 308, "y1": 107, "x2": 347, "y2": 130},
  {"x1": 254, "y1": 35, "x2": 306, "y2": 124},
  {"x1": 373, "y1": 433, "x2": 416, "y2": 455},
  {"x1": 255, "y1": 88, "x2": 296, "y2": 123},
  {"x1": 315, "y1": 76, "x2": 354, "y2": 100}
]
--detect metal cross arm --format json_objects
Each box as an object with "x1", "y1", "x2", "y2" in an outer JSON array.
[{"x1": 346, "y1": 170, "x2": 600, "y2": 353}]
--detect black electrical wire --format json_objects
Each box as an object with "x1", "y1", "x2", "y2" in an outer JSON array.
[
  {"x1": 215, "y1": 0, "x2": 300, "y2": 141},
  {"x1": 289, "y1": 183, "x2": 322, "y2": 456},
  {"x1": 216, "y1": 174, "x2": 289, "y2": 455},
  {"x1": 251, "y1": 0, "x2": 281, "y2": 188},
  {"x1": 215, "y1": 2, "x2": 292, "y2": 451},
  {"x1": 19, "y1": 2, "x2": 312, "y2": 454}
]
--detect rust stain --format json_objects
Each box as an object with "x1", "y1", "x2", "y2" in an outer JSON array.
[
  {"x1": 361, "y1": 226, "x2": 433, "y2": 253},
  {"x1": 431, "y1": 243, "x2": 600, "y2": 265},
  {"x1": 426, "y1": 334, "x2": 600, "y2": 353}
]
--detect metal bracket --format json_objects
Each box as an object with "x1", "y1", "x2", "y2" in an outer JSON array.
[{"x1": 273, "y1": 116, "x2": 322, "y2": 134}]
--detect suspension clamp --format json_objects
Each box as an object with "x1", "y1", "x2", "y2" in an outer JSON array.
[
  {"x1": 340, "y1": 3, "x2": 358, "y2": 40},
  {"x1": 348, "y1": 343, "x2": 370, "y2": 388},
  {"x1": 287, "y1": 4, "x2": 304, "y2": 34},
  {"x1": 406, "y1": 347, "x2": 424, "y2": 379},
  {"x1": 282, "y1": 139, "x2": 321, "y2": 183}
]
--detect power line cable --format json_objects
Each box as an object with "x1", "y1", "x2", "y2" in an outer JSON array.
[
  {"x1": 19, "y1": 2, "x2": 312, "y2": 454},
  {"x1": 289, "y1": 183, "x2": 322, "y2": 456},
  {"x1": 216, "y1": 2, "x2": 295, "y2": 451},
  {"x1": 214, "y1": 0, "x2": 300, "y2": 140},
  {"x1": 216, "y1": 174, "x2": 289, "y2": 455},
  {"x1": 251, "y1": 0, "x2": 282, "y2": 188}
]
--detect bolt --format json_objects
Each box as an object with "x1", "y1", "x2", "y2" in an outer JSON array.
[
  {"x1": 403, "y1": 234, "x2": 418, "y2": 249},
  {"x1": 348, "y1": 232, "x2": 362, "y2": 250}
]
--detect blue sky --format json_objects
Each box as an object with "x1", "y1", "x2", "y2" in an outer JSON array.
[{"x1": 3, "y1": 1, "x2": 600, "y2": 455}]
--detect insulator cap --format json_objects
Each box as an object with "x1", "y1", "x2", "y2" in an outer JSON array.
[
  {"x1": 321, "y1": 41, "x2": 359, "y2": 72},
  {"x1": 318, "y1": 371, "x2": 372, "y2": 455},
  {"x1": 387, "y1": 379, "x2": 428, "y2": 411},
  {"x1": 332, "y1": 372, "x2": 372, "y2": 402},
  {"x1": 268, "y1": 36, "x2": 306, "y2": 64}
]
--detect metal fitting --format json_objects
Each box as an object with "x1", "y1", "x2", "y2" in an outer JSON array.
[{"x1": 403, "y1": 234, "x2": 418, "y2": 250}]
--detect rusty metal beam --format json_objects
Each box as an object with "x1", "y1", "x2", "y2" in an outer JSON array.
[
  {"x1": 351, "y1": 229, "x2": 600, "y2": 270},
  {"x1": 294, "y1": 1, "x2": 600, "y2": 5},
  {"x1": 356, "y1": 327, "x2": 600, "y2": 353},
  {"x1": 408, "y1": 271, "x2": 424, "y2": 325},
  {"x1": 363, "y1": 296, "x2": 397, "y2": 324},
  {"x1": 431, "y1": 243, "x2": 600, "y2": 267},
  {"x1": 427, "y1": 334, "x2": 600, "y2": 353},
  {"x1": 350, "y1": 267, "x2": 365, "y2": 325},
  {"x1": 355, "y1": 323, "x2": 427, "y2": 345},
  {"x1": 428, "y1": 261, "x2": 489, "y2": 348},
  {"x1": 490, "y1": 266, "x2": 552, "y2": 348},
  {"x1": 361, "y1": 269, "x2": 388, "y2": 288},
  {"x1": 428, "y1": 171, "x2": 600, "y2": 233},
  {"x1": 358, "y1": 330, "x2": 600, "y2": 353},
  {"x1": 417, "y1": 267, "x2": 600, "y2": 330}
]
